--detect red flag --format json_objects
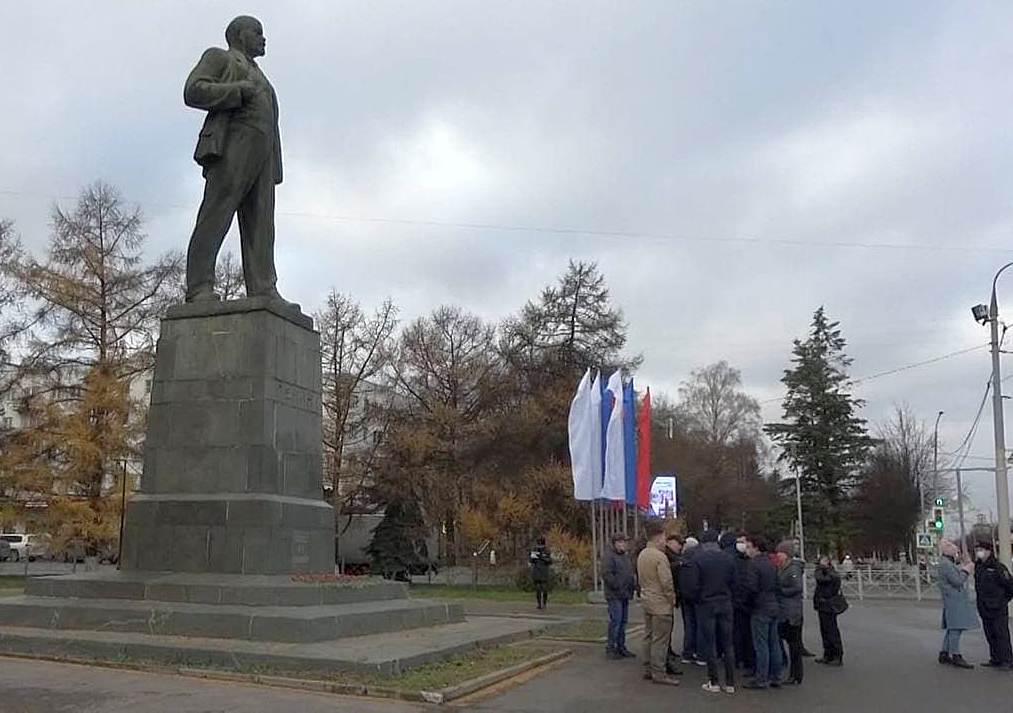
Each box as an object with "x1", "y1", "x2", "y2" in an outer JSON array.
[{"x1": 635, "y1": 388, "x2": 652, "y2": 509}]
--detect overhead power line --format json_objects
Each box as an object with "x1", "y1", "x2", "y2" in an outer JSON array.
[
  {"x1": 760, "y1": 343, "x2": 989, "y2": 406},
  {"x1": 3, "y1": 187, "x2": 1013, "y2": 254}
]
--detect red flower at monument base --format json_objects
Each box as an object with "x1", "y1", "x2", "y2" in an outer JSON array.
[{"x1": 289, "y1": 572, "x2": 360, "y2": 583}]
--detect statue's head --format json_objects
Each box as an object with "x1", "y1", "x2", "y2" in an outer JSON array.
[{"x1": 225, "y1": 16, "x2": 266, "y2": 58}]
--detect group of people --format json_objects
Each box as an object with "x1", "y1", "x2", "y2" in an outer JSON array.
[
  {"x1": 936, "y1": 538, "x2": 1013, "y2": 670},
  {"x1": 603, "y1": 519, "x2": 847, "y2": 695}
]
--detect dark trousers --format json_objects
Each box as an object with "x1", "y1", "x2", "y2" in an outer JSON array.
[
  {"x1": 699, "y1": 604, "x2": 735, "y2": 687},
  {"x1": 750, "y1": 613, "x2": 782, "y2": 686},
  {"x1": 818, "y1": 610, "x2": 843, "y2": 661},
  {"x1": 187, "y1": 122, "x2": 278, "y2": 299},
  {"x1": 534, "y1": 581, "x2": 549, "y2": 608},
  {"x1": 779, "y1": 621, "x2": 803, "y2": 683},
  {"x1": 733, "y1": 608, "x2": 755, "y2": 669},
  {"x1": 681, "y1": 602, "x2": 698, "y2": 657},
  {"x1": 982, "y1": 614, "x2": 1013, "y2": 665},
  {"x1": 607, "y1": 598, "x2": 630, "y2": 652}
]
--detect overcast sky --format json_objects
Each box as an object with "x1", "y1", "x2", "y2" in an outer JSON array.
[{"x1": 3, "y1": 1, "x2": 1013, "y2": 525}]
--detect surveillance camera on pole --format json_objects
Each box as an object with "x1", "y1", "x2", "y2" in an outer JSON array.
[{"x1": 972, "y1": 303, "x2": 989, "y2": 325}]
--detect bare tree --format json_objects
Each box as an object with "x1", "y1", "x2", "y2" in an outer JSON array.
[
  {"x1": 384, "y1": 305, "x2": 504, "y2": 563},
  {"x1": 851, "y1": 404, "x2": 951, "y2": 558},
  {"x1": 665, "y1": 362, "x2": 769, "y2": 531},
  {"x1": 677, "y1": 361, "x2": 762, "y2": 449},
  {"x1": 315, "y1": 292, "x2": 397, "y2": 514},
  {"x1": 215, "y1": 251, "x2": 246, "y2": 300}
]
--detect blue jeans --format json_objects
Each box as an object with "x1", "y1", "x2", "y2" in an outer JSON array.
[
  {"x1": 943, "y1": 629, "x2": 964, "y2": 654},
  {"x1": 607, "y1": 598, "x2": 630, "y2": 652},
  {"x1": 751, "y1": 613, "x2": 782, "y2": 686},
  {"x1": 681, "y1": 602, "x2": 698, "y2": 657}
]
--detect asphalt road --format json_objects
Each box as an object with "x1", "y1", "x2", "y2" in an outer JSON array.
[
  {"x1": 469, "y1": 601, "x2": 1013, "y2": 713},
  {"x1": 1, "y1": 601, "x2": 1012, "y2": 712}
]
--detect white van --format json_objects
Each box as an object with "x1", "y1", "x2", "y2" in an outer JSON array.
[{"x1": 0, "y1": 534, "x2": 49, "y2": 562}]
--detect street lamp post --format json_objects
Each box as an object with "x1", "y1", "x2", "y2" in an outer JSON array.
[
  {"x1": 794, "y1": 473, "x2": 807, "y2": 599},
  {"x1": 932, "y1": 411, "x2": 943, "y2": 512},
  {"x1": 974, "y1": 262, "x2": 1013, "y2": 565}
]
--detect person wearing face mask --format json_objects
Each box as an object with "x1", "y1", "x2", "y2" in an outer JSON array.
[
  {"x1": 972, "y1": 540, "x2": 1013, "y2": 670},
  {"x1": 937, "y1": 539, "x2": 977, "y2": 668},
  {"x1": 728, "y1": 534, "x2": 755, "y2": 675}
]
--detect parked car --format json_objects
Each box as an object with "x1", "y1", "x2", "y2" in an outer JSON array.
[{"x1": 0, "y1": 534, "x2": 50, "y2": 562}]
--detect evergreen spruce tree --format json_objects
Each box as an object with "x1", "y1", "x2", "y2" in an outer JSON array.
[
  {"x1": 366, "y1": 496, "x2": 429, "y2": 580},
  {"x1": 765, "y1": 307, "x2": 873, "y2": 555}
]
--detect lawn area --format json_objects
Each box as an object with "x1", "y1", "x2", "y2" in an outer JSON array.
[
  {"x1": 184, "y1": 644, "x2": 565, "y2": 696},
  {"x1": 410, "y1": 584, "x2": 588, "y2": 605},
  {"x1": 338, "y1": 644, "x2": 549, "y2": 690},
  {"x1": 0, "y1": 576, "x2": 24, "y2": 596}
]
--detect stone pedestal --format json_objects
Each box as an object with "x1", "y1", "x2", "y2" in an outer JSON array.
[{"x1": 121, "y1": 297, "x2": 334, "y2": 575}]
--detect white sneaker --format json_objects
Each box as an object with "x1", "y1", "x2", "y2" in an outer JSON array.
[
  {"x1": 694, "y1": 658, "x2": 707, "y2": 667},
  {"x1": 723, "y1": 686, "x2": 735, "y2": 694},
  {"x1": 702, "y1": 683, "x2": 722, "y2": 693},
  {"x1": 681, "y1": 656, "x2": 693, "y2": 664}
]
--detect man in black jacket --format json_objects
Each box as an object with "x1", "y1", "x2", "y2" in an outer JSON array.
[
  {"x1": 677, "y1": 537, "x2": 702, "y2": 665},
  {"x1": 604, "y1": 533, "x2": 637, "y2": 660},
  {"x1": 973, "y1": 540, "x2": 1013, "y2": 669},
  {"x1": 694, "y1": 530, "x2": 737, "y2": 693},
  {"x1": 743, "y1": 535, "x2": 783, "y2": 690},
  {"x1": 728, "y1": 533, "x2": 755, "y2": 674}
]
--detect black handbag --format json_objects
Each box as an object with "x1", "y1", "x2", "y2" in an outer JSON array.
[{"x1": 829, "y1": 593, "x2": 849, "y2": 615}]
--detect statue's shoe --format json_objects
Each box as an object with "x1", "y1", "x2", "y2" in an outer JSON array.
[
  {"x1": 256, "y1": 289, "x2": 301, "y2": 313},
  {"x1": 186, "y1": 289, "x2": 222, "y2": 303}
]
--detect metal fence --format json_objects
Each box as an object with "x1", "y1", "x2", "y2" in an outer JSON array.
[{"x1": 812, "y1": 566, "x2": 944, "y2": 601}]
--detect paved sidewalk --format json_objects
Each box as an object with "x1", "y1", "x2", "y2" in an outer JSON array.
[{"x1": 0, "y1": 657, "x2": 433, "y2": 713}]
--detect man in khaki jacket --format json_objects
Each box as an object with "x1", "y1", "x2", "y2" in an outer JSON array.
[{"x1": 637, "y1": 519, "x2": 679, "y2": 686}]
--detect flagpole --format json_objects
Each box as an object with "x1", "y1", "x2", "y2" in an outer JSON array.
[{"x1": 590, "y1": 500, "x2": 599, "y2": 592}]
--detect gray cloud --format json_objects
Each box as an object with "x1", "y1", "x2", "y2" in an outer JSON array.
[{"x1": 3, "y1": 1, "x2": 1013, "y2": 522}]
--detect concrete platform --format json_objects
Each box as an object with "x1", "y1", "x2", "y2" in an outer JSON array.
[
  {"x1": 0, "y1": 595, "x2": 462, "y2": 643},
  {"x1": 0, "y1": 615, "x2": 554, "y2": 675},
  {"x1": 0, "y1": 573, "x2": 464, "y2": 643},
  {"x1": 25, "y1": 572, "x2": 409, "y2": 606}
]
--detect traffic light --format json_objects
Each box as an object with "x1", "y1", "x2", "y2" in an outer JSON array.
[{"x1": 932, "y1": 507, "x2": 945, "y2": 531}]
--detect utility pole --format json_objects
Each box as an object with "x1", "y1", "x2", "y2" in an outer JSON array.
[{"x1": 989, "y1": 272, "x2": 1012, "y2": 566}]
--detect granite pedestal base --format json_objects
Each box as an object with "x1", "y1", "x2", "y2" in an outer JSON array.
[
  {"x1": 0, "y1": 572, "x2": 505, "y2": 673},
  {"x1": 122, "y1": 298, "x2": 334, "y2": 575}
]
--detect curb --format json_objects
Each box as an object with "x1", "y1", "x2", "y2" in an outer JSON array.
[
  {"x1": 0, "y1": 645, "x2": 571, "y2": 706},
  {"x1": 422, "y1": 648, "x2": 572, "y2": 704},
  {"x1": 178, "y1": 647, "x2": 572, "y2": 705}
]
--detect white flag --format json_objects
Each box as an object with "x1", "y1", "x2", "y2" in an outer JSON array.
[
  {"x1": 568, "y1": 369, "x2": 595, "y2": 500},
  {"x1": 589, "y1": 370, "x2": 603, "y2": 494},
  {"x1": 600, "y1": 370, "x2": 626, "y2": 500}
]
